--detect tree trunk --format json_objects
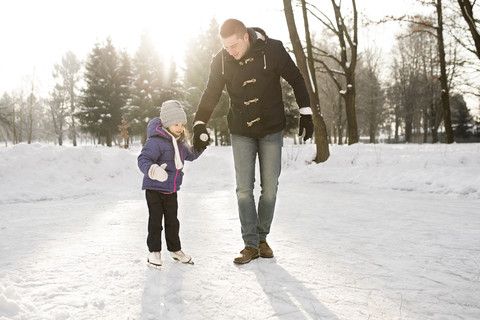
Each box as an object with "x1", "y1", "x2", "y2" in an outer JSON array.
[
  {"x1": 332, "y1": 0, "x2": 359, "y2": 145},
  {"x1": 394, "y1": 105, "x2": 400, "y2": 143},
  {"x1": 405, "y1": 107, "x2": 413, "y2": 143},
  {"x1": 12, "y1": 103, "x2": 17, "y2": 144},
  {"x1": 457, "y1": 0, "x2": 480, "y2": 60},
  {"x1": 19, "y1": 105, "x2": 23, "y2": 143},
  {"x1": 284, "y1": 0, "x2": 329, "y2": 163},
  {"x1": 344, "y1": 83, "x2": 359, "y2": 144},
  {"x1": 71, "y1": 113, "x2": 77, "y2": 146},
  {"x1": 423, "y1": 107, "x2": 428, "y2": 143},
  {"x1": 70, "y1": 102, "x2": 77, "y2": 146},
  {"x1": 436, "y1": 0, "x2": 454, "y2": 143},
  {"x1": 369, "y1": 121, "x2": 376, "y2": 143},
  {"x1": 28, "y1": 85, "x2": 34, "y2": 144}
]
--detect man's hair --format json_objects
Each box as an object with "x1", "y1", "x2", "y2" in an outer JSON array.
[{"x1": 220, "y1": 19, "x2": 247, "y2": 38}]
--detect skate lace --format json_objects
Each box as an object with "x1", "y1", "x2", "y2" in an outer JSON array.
[{"x1": 175, "y1": 250, "x2": 185, "y2": 257}]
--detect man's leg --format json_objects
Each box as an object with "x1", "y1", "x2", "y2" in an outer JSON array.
[
  {"x1": 257, "y1": 131, "x2": 283, "y2": 242},
  {"x1": 231, "y1": 134, "x2": 259, "y2": 248}
]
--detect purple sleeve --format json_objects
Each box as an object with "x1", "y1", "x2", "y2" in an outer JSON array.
[{"x1": 137, "y1": 139, "x2": 161, "y2": 175}]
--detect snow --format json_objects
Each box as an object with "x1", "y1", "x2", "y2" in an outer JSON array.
[{"x1": 1, "y1": 142, "x2": 480, "y2": 319}]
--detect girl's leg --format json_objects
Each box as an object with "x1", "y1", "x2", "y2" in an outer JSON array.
[
  {"x1": 163, "y1": 192, "x2": 181, "y2": 252},
  {"x1": 145, "y1": 190, "x2": 164, "y2": 252}
]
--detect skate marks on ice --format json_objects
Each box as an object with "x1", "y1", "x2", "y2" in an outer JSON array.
[
  {"x1": 140, "y1": 257, "x2": 338, "y2": 320},
  {"x1": 275, "y1": 182, "x2": 480, "y2": 319},
  {"x1": 0, "y1": 197, "x2": 147, "y2": 319}
]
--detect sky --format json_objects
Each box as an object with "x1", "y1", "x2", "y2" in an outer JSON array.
[
  {"x1": 5, "y1": 0, "x2": 476, "y2": 115},
  {"x1": 0, "y1": 0, "x2": 420, "y2": 96},
  {"x1": 0, "y1": 0, "x2": 285, "y2": 95}
]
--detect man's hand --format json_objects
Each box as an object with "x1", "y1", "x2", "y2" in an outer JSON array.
[
  {"x1": 299, "y1": 114, "x2": 313, "y2": 141},
  {"x1": 193, "y1": 123, "x2": 210, "y2": 151}
]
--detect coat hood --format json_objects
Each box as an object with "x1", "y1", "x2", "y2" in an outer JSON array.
[
  {"x1": 146, "y1": 118, "x2": 168, "y2": 139},
  {"x1": 249, "y1": 27, "x2": 268, "y2": 51},
  {"x1": 146, "y1": 117, "x2": 183, "y2": 170}
]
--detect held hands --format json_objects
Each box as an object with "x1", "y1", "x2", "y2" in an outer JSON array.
[
  {"x1": 148, "y1": 163, "x2": 168, "y2": 182},
  {"x1": 299, "y1": 114, "x2": 314, "y2": 141},
  {"x1": 193, "y1": 123, "x2": 210, "y2": 152}
]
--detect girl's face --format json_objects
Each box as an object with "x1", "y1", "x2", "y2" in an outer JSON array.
[{"x1": 167, "y1": 123, "x2": 185, "y2": 137}]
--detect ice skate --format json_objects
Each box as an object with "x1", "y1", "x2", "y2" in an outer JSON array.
[
  {"x1": 147, "y1": 251, "x2": 162, "y2": 269},
  {"x1": 170, "y1": 250, "x2": 194, "y2": 264}
]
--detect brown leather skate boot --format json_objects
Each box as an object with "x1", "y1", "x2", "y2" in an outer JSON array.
[{"x1": 233, "y1": 246, "x2": 259, "y2": 264}]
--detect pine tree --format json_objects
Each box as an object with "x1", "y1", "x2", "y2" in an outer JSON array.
[
  {"x1": 183, "y1": 18, "x2": 230, "y2": 145},
  {"x1": 125, "y1": 32, "x2": 180, "y2": 145},
  {"x1": 78, "y1": 38, "x2": 131, "y2": 146},
  {"x1": 124, "y1": 33, "x2": 162, "y2": 144},
  {"x1": 450, "y1": 94, "x2": 473, "y2": 140}
]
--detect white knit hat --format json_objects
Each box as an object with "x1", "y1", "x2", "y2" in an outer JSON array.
[{"x1": 160, "y1": 100, "x2": 187, "y2": 128}]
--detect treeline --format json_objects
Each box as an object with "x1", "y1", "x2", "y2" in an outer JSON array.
[
  {"x1": 1, "y1": 2, "x2": 479, "y2": 147},
  {"x1": 282, "y1": 0, "x2": 479, "y2": 151}
]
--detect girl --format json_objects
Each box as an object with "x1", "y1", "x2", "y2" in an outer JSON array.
[{"x1": 137, "y1": 100, "x2": 203, "y2": 267}]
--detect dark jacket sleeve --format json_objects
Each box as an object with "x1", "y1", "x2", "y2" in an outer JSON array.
[
  {"x1": 193, "y1": 53, "x2": 226, "y2": 124},
  {"x1": 181, "y1": 141, "x2": 204, "y2": 162},
  {"x1": 274, "y1": 40, "x2": 310, "y2": 109}
]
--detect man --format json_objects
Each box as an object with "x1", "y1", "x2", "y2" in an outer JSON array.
[{"x1": 193, "y1": 19, "x2": 313, "y2": 264}]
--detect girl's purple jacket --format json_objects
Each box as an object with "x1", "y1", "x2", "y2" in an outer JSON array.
[{"x1": 137, "y1": 118, "x2": 203, "y2": 193}]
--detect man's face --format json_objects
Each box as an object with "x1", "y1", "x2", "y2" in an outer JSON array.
[{"x1": 221, "y1": 33, "x2": 250, "y2": 60}]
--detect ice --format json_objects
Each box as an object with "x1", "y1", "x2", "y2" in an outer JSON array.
[{"x1": 0, "y1": 142, "x2": 479, "y2": 319}]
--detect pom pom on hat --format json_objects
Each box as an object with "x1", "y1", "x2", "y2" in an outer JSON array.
[{"x1": 160, "y1": 100, "x2": 187, "y2": 128}]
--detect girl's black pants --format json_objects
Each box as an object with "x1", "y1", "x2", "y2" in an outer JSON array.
[{"x1": 145, "y1": 190, "x2": 181, "y2": 252}]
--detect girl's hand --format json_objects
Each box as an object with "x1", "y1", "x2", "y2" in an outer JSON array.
[{"x1": 148, "y1": 163, "x2": 168, "y2": 182}]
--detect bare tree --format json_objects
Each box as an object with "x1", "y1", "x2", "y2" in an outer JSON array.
[
  {"x1": 52, "y1": 51, "x2": 82, "y2": 146},
  {"x1": 28, "y1": 68, "x2": 35, "y2": 144},
  {"x1": 356, "y1": 47, "x2": 387, "y2": 143},
  {"x1": 385, "y1": 0, "x2": 455, "y2": 143},
  {"x1": 456, "y1": 0, "x2": 480, "y2": 60},
  {"x1": 283, "y1": 0, "x2": 330, "y2": 162},
  {"x1": 390, "y1": 26, "x2": 445, "y2": 143},
  {"x1": 0, "y1": 93, "x2": 13, "y2": 145},
  {"x1": 306, "y1": 0, "x2": 359, "y2": 145},
  {"x1": 49, "y1": 87, "x2": 68, "y2": 145},
  {"x1": 436, "y1": 0, "x2": 455, "y2": 143},
  {"x1": 448, "y1": 0, "x2": 480, "y2": 101}
]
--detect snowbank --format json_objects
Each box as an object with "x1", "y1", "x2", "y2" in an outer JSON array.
[
  {"x1": 1, "y1": 142, "x2": 478, "y2": 204},
  {"x1": 281, "y1": 143, "x2": 480, "y2": 199}
]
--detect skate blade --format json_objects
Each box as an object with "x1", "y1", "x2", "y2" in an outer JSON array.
[
  {"x1": 146, "y1": 262, "x2": 162, "y2": 270},
  {"x1": 173, "y1": 257, "x2": 194, "y2": 265}
]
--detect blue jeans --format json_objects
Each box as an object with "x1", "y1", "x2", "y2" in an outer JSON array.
[{"x1": 231, "y1": 131, "x2": 283, "y2": 248}]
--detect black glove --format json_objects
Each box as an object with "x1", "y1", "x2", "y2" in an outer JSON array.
[
  {"x1": 298, "y1": 114, "x2": 314, "y2": 141},
  {"x1": 193, "y1": 123, "x2": 210, "y2": 151}
]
